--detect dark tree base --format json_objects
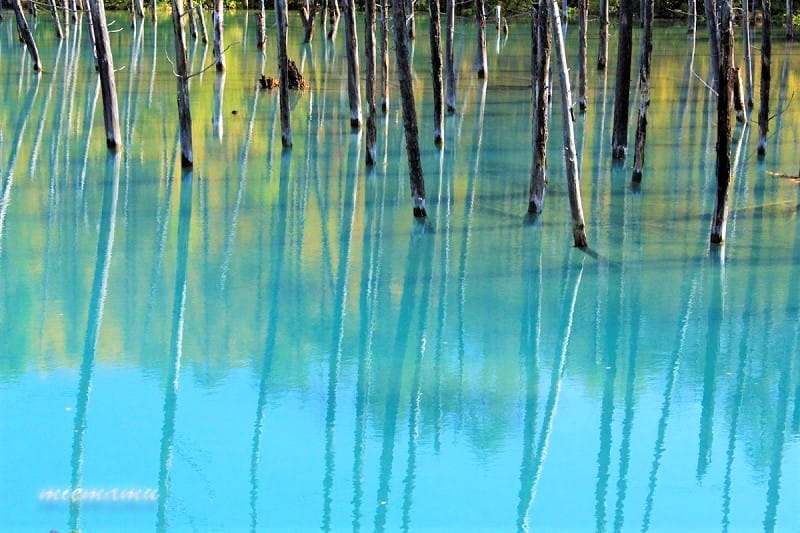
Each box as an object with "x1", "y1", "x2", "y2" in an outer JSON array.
[{"x1": 413, "y1": 206, "x2": 427, "y2": 218}]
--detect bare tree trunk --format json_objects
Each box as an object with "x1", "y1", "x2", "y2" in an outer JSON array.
[
  {"x1": 578, "y1": 0, "x2": 588, "y2": 110},
  {"x1": 430, "y1": 0, "x2": 444, "y2": 145},
  {"x1": 328, "y1": 0, "x2": 340, "y2": 39},
  {"x1": 787, "y1": 0, "x2": 794, "y2": 40},
  {"x1": 365, "y1": 0, "x2": 378, "y2": 164},
  {"x1": 631, "y1": 0, "x2": 653, "y2": 182},
  {"x1": 392, "y1": 0, "x2": 426, "y2": 216},
  {"x1": 597, "y1": 0, "x2": 608, "y2": 69},
  {"x1": 213, "y1": 0, "x2": 225, "y2": 71},
  {"x1": 703, "y1": 0, "x2": 719, "y2": 88},
  {"x1": 49, "y1": 0, "x2": 65, "y2": 39},
  {"x1": 29, "y1": 0, "x2": 37, "y2": 17},
  {"x1": 257, "y1": 0, "x2": 266, "y2": 48},
  {"x1": 71, "y1": 0, "x2": 77, "y2": 22},
  {"x1": 300, "y1": 0, "x2": 316, "y2": 42},
  {"x1": 170, "y1": 0, "x2": 193, "y2": 166},
  {"x1": 196, "y1": 3, "x2": 208, "y2": 43},
  {"x1": 380, "y1": 0, "x2": 389, "y2": 113},
  {"x1": 710, "y1": 0, "x2": 732, "y2": 243},
  {"x1": 88, "y1": 0, "x2": 122, "y2": 149},
  {"x1": 343, "y1": 0, "x2": 362, "y2": 128},
  {"x1": 528, "y1": 2, "x2": 550, "y2": 214},
  {"x1": 743, "y1": 0, "x2": 754, "y2": 107},
  {"x1": 276, "y1": 0, "x2": 292, "y2": 148},
  {"x1": 732, "y1": 66, "x2": 746, "y2": 123},
  {"x1": 757, "y1": 0, "x2": 770, "y2": 156},
  {"x1": 406, "y1": 0, "x2": 415, "y2": 38},
  {"x1": 475, "y1": 0, "x2": 487, "y2": 78},
  {"x1": 135, "y1": 0, "x2": 145, "y2": 17},
  {"x1": 445, "y1": 0, "x2": 456, "y2": 113},
  {"x1": 611, "y1": 0, "x2": 634, "y2": 159},
  {"x1": 86, "y1": 3, "x2": 100, "y2": 70},
  {"x1": 186, "y1": 0, "x2": 198, "y2": 39},
  {"x1": 151, "y1": 0, "x2": 157, "y2": 21},
  {"x1": 549, "y1": 0, "x2": 587, "y2": 247},
  {"x1": 688, "y1": 0, "x2": 696, "y2": 32},
  {"x1": 12, "y1": 0, "x2": 42, "y2": 71}
]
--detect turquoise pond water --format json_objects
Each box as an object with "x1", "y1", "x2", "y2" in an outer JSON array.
[{"x1": 1, "y1": 10, "x2": 799, "y2": 532}]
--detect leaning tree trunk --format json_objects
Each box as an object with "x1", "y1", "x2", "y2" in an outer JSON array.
[
  {"x1": 688, "y1": 0, "x2": 696, "y2": 32},
  {"x1": 49, "y1": 0, "x2": 65, "y2": 39},
  {"x1": 392, "y1": 0, "x2": 426, "y2": 217},
  {"x1": 170, "y1": 0, "x2": 193, "y2": 166},
  {"x1": 213, "y1": 0, "x2": 226, "y2": 71},
  {"x1": 611, "y1": 0, "x2": 634, "y2": 159},
  {"x1": 300, "y1": 0, "x2": 316, "y2": 42},
  {"x1": 257, "y1": 0, "x2": 266, "y2": 48},
  {"x1": 275, "y1": 0, "x2": 292, "y2": 148},
  {"x1": 757, "y1": 0, "x2": 770, "y2": 156},
  {"x1": 365, "y1": 0, "x2": 378, "y2": 164},
  {"x1": 475, "y1": 0, "x2": 488, "y2": 78},
  {"x1": 343, "y1": 0, "x2": 363, "y2": 128},
  {"x1": 743, "y1": 0, "x2": 754, "y2": 107},
  {"x1": 703, "y1": 0, "x2": 720, "y2": 88},
  {"x1": 380, "y1": 0, "x2": 389, "y2": 113},
  {"x1": 445, "y1": 0, "x2": 456, "y2": 113},
  {"x1": 548, "y1": 0, "x2": 588, "y2": 247},
  {"x1": 186, "y1": 0, "x2": 198, "y2": 39},
  {"x1": 787, "y1": 0, "x2": 794, "y2": 40},
  {"x1": 12, "y1": 0, "x2": 42, "y2": 71},
  {"x1": 631, "y1": 0, "x2": 654, "y2": 182},
  {"x1": 597, "y1": 0, "x2": 608, "y2": 69},
  {"x1": 710, "y1": 0, "x2": 733, "y2": 243},
  {"x1": 429, "y1": 0, "x2": 444, "y2": 145},
  {"x1": 196, "y1": 2, "x2": 208, "y2": 43},
  {"x1": 528, "y1": 1, "x2": 551, "y2": 214},
  {"x1": 578, "y1": 0, "x2": 588, "y2": 110},
  {"x1": 88, "y1": 0, "x2": 123, "y2": 149}
]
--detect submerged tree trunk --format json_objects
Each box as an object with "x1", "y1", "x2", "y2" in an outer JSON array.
[
  {"x1": 170, "y1": 0, "x2": 193, "y2": 166},
  {"x1": 257, "y1": 1, "x2": 266, "y2": 49},
  {"x1": 276, "y1": 0, "x2": 292, "y2": 148},
  {"x1": 445, "y1": 0, "x2": 456, "y2": 113},
  {"x1": 48, "y1": 0, "x2": 64, "y2": 39},
  {"x1": 12, "y1": 0, "x2": 42, "y2": 71},
  {"x1": 743, "y1": 0, "x2": 754, "y2": 108},
  {"x1": 392, "y1": 0, "x2": 426, "y2": 216},
  {"x1": 300, "y1": 0, "x2": 316, "y2": 43},
  {"x1": 406, "y1": 0, "x2": 415, "y2": 39},
  {"x1": 549, "y1": 0, "x2": 588, "y2": 247},
  {"x1": 380, "y1": 0, "x2": 389, "y2": 113},
  {"x1": 732, "y1": 66, "x2": 746, "y2": 123},
  {"x1": 578, "y1": 0, "x2": 588, "y2": 110},
  {"x1": 365, "y1": 0, "x2": 378, "y2": 164},
  {"x1": 528, "y1": 1, "x2": 551, "y2": 214},
  {"x1": 703, "y1": 0, "x2": 719, "y2": 88},
  {"x1": 597, "y1": 0, "x2": 608, "y2": 69},
  {"x1": 196, "y1": 3, "x2": 208, "y2": 43},
  {"x1": 343, "y1": 0, "x2": 362, "y2": 128},
  {"x1": 186, "y1": 0, "x2": 198, "y2": 39},
  {"x1": 631, "y1": 0, "x2": 654, "y2": 182},
  {"x1": 213, "y1": 0, "x2": 225, "y2": 71},
  {"x1": 429, "y1": 0, "x2": 444, "y2": 145},
  {"x1": 611, "y1": 0, "x2": 634, "y2": 159},
  {"x1": 88, "y1": 0, "x2": 122, "y2": 149},
  {"x1": 757, "y1": 0, "x2": 771, "y2": 156},
  {"x1": 710, "y1": 0, "x2": 733, "y2": 243},
  {"x1": 475, "y1": 0, "x2": 487, "y2": 78},
  {"x1": 688, "y1": 0, "x2": 696, "y2": 32}
]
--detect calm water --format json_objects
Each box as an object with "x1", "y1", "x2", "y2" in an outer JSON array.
[{"x1": 1, "y1": 11, "x2": 799, "y2": 532}]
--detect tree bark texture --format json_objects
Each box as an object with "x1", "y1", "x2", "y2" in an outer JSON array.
[
  {"x1": 429, "y1": 0, "x2": 444, "y2": 145},
  {"x1": 710, "y1": 0, "x2": 733, "y2": 244},
  {"x1": 528, "y1": 0, "x2": 550, "y2": 214},
  {"x1": 275, "y1": 0, "x2": 293, "y2": 148},
  {"x1": 12, "y1": 0, "x2": 42, "y2": 71},
  {"x1": 343, "y1": 0, "x2": 362, "y2": 128},
  {"x1": 632, "y1": 0, "x2": 654, "y2": 182},
  {"x1": 757, "y1": 0, "x2": 770, "y2": 156},
  {"x1": 257, "y1": 5, "x2": 266, "y2": 49},
  {"x1": 445, "y1": 0, "x2": 456, "y2": 113},
  {"x1": 365, "y1": 0, "x2": 378, "y2": 165},
  {"x1": 475, "y1": 0, "x2": 487, "y2": 78},
  {"x1": 170, "y1": 0, "x2": 194, "y2": 166},
  {"x1": 213, "y1": 0, "x2": 226, "y2": 71},
  {"x1": 611, "y1": 0, "x2": 634, "y2": 159},
  {"x1": 88, "y1": 0, "x2": 123, "y2": 150}
]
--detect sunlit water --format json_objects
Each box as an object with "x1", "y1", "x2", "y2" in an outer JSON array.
[{"x1": 1, "y1": 11, "x2": 799, "y2": 532}]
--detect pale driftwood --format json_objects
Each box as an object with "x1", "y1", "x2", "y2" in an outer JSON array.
[
  {"x1": 170, "y1": 0, "x2": 193, "y2": 166},
  {"x1": 429, "y1": 0, "x2": 444, "y2": 145},
  {"x1": 632, "y1": 0, "x2": 654, "y2": 182},
  {"x1": 757, "y1": 0, "x2": 771, "y2": 156},
  {"x1": 528, "y1": 0, "x2": 550, "y2": 214},
  {"x1": 578, "y1": 0, "x2": 588, "y2": 110},
  {"x1": 445, "y1": 0, "x2": 456, "y2": 113},
  {"x1": 548, "y1": 0, "x2": 588, "y2": 247},
  {"x1": 88, "y1": 0, "x2": 122, "y2": 150},
  {"x1": 12, "y1": 0, "x2": 42, "y2": 71},
  {"x1": 380, "y1": 0, "x2": 389, "y2": 113},
  {"x1": 597, "y1": 0, "x2": 608, "y2": 69},
  {"x1": 213, "y1": 0, "x2": 225, "y2": 71},
  {"x1": 392, "y1": 0, "x2": 426, "y2": 216},
  {"x1": 475, "y1": 0, "x2": 487, "y2": 78},
  {"x1": 710, "y1": 0, "x2": 732, "y2": 243},
  {"x1": 611, "y1": 0, "x2": 633, "y2": 159},
  {"x1": 343, "y1": 0, "x2": 362, "y2": 128},
  {"x1": 275, "y1": 0, "x2": 292, "y2": 148},
  {"x1": 365, "y1": 0, "x2": 378, "y2": 164}
]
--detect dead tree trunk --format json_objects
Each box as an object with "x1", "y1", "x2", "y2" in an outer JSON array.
[
  {"x1": 743, "y1": 0, "x2": 754, "y2": 107},
  {"x1": 688, "y1": 0, "x2": 696, "y2": 32},
  {"x1": 343, "y1": 0, "x2": 363, "y2": 128},
  {"x1": 597, "y1": 0, "x2": 608, "y2": 69},
  {"x1": 549, "y1": 0, "x2": 588, "y2": 247},
  {"x1": 392, "y1": 0, "x2": 426, "y2": 216},
  {"x1": 578, "y1": 0, "x2": 588, "y2": 110},
  {"x1": 406, "y1": 0, "x2": 415, "y2": 38},
  {"x1": 300, "y1": 0, "x2": 316, "y2": 42},
  {"x1": 365, "y1": 0, "x2": 378, "y2": 164},
  {"x1": 475, "y1": 0, "x2": 488, "y2": 78},
  {"x1": 445, "y1": 0, "x2": 456, "y2": 113},
  {"x1": 528, "y1": 0, "x2": 550, "y2": 214},
  {"x1": 757, "y1": 0, "x2": 771, "y2": 156},
  {"x1": 29, "y1": 0, "x2": 37, "y2": 17},
  {"x1": 703, "y1": 0, "x2": 719, "y2": 88},
  {"x1": 732, "y1": 66, "x2": 746, "y2": 123},
  {"x1": 257, "y1": 1, "x2": 266, "y2": 48},
  {"x1": 276, "y1": 0, "x2": 292, "y2": 148},
  {"x1": 186, "y1": 0, "x2": 198, "y2": 39},
  {"x1": 213, "y1": 0, "x2": 225, "y2": 71},
  {"x1": 429, "y1": 0, "x2": 444, "y2": 145},
  {"x1": 787, "y1": 0, "x2": 794, "y2": 40},
  {"x1": 12, "y1": 0, "x2": 42, "y2": 71},
  {"x1": 710, "y1": 0, "x2": 732, "y2": 243},
  {"x1": 135, "y1": 0, "x2": 144, "y2": 17},
  {"x1": 170, "y1": 0, "x2": 193, "y2": 166},
  {"x1": 86, "y1": 3, "x2": 100, "y2": 70},
  {"x1": 631, "y1": 0, "x2": 654, "y2": 182},
  {"x1": 328, "y1": 0, "x2": 340, "y2": 39},
  {"x1": 196, "y1": 3, "x2": 208, "y2": 43},
  {"x1": 88, "y1": 0, "x2": 122, "y2": 149},
  {"x1": 381, "y1": 0, "x2": 390, "y2": 113},
  {"x1": 49, "y1": 0, "x2": 64, "y2": 39},
  {"x1": 151, "y1": 0, "x2": 156, "y2": 21},
  {"x1": 611, "y1": 0, "x2": 634, "y2": 159}
]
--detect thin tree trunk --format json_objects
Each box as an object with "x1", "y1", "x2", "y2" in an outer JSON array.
[
  {"x1": 406, "y1": 0, "x2": 415, "y2": 38},
  {"x1": 743, "y1": 0, "x2": 754, "y2": 107},
  {"x1": 703, "y1": 0, "x2": 719, "y2": 88},
  {"x1": 49, "y1": 0, "x2": 65, "y2": 39},
  {"x1": 196, "y1": 3, "x2": 208, "y2": 43},
  {"x1": 151, "y1": 0, "x2": 157, "y2": 21},
  {"x1": 136, "y1": 0, "x2": 144, "y2": 17},
  {"x1": 300, "y1": 0, "x2": 316, "y2": 42},
  {"x1": 578, "y1": 0, "x2": 588, "y2": 110},
  {"x1": 597, "y1": 0, "x2": 608, "y2": 69},
  {"x1": 71, "y1": 0, "x2": 77, "y2": 21},
  {"x1": 213, "y1": 0, "x2": 225, "y2": 71},
  {"x1": 365, "y1": 0, "x2": 378, "y2": 164},
  {"x1": 88, "y1": 0, "x2": 122, "y2": 149},
  {"x1": 475, "y1": 0, "x2": 487, "y2": 78},
  {"x1": 380, "y1": 0, "x2": 389, "y2": 113},
  {"x1": 732, "y1": 66, "x2": 746, "y2": 123},
  {"x1": 688, "y1": 0, "x2": 696, "y2": 32},
  {"x1": 631, "y1": 0, "x2": 654, "y2": 182},
  {"x1": 757, "y1": 0, "x2": 771, "y2": 156},
  {"x1": 343, "y1": 0, "x2": 362, "y2": 128},
  {"x1": 392, "y1": 0, "x2": 426, "y2": 216},
  {"x1": 787, "y1": 0, "x2": 794, "y2": 40},
  {"x1": 275, "y1": 0, "x2": 292, "y2": 148},
  {"x1": 170, "y1": 0, "x2": 193, "y2": 166},
  {"x1": 611, "y1": 0, "x2": 634, "y2": 159},
  {"x1": 86, "y1": 2, "x2": 99, "y2": 70},
  {"x1": 12, "y1": 0, "x2": 42, "y2": 71},
  {"x1": 528, "y1": 0, "x2": 550, "y2": 214},
  {"x1": 445, "y1": 0, "x2": 456, "y2": 113},
  {"x1": 186, "y1": 0, "x2": 197, "y2": 39},
  {"x1": 29, "y1": 0, "x2": 37, "y2": 17},
  {"x1": 257, "y1": 1, "x2": 266, "y2": 48},
  {"x1": 430, "y1": 0, "x2": 444, "y2": 145},
  {"x1": 710, "y1": 0, "x2": 732, "y2": 243},
  {"x1": 549, "y1": 0, "x2": 588, "y2": 247}
]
